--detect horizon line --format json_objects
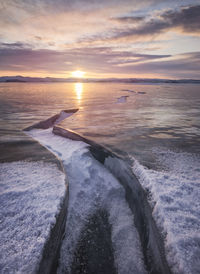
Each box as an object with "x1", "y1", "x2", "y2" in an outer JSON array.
[{"x1": 1, "y1": 75, "x2": 200, "y2": 82}]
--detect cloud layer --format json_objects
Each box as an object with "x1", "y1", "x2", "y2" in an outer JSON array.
[{"x1": 0, "y1": 0, "x2": 199, "y2": 78}]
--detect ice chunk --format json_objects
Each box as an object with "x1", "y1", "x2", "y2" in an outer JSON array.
[
  {"x1": 24, "y1": 109, "x2": 78, "y2": 131},
  {"x1": 121, "y1": 89, "x2": 136, "y2": 93},
  {"x1": 116, "y1": 96, "x2": 129, "y2": 103}
]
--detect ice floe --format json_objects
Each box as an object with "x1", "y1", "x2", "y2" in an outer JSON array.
[
  {"x1": 121, "y1": 89, "x2": 146, "y2": 95},
  {"x1": 121, "y1": 89, "x2": 136, "y2": 93},
  {"x1": 116, "y1": 96, "x2": 129, "y2": 103}
]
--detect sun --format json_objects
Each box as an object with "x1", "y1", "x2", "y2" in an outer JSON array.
[{"x1": 71, "y1": 70, "x2": 85, "y2": 78}]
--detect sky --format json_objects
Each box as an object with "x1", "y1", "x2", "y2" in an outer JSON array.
[{"x1": 0, "y1": 0, "x2": 200, "y2": 79}]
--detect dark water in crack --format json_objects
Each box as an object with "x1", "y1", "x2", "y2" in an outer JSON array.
[{"x1": 71, "y1": 210, "x2": 116, "y2": 274}]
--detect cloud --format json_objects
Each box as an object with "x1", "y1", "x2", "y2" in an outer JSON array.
[
  {"x1": 115, "y1": 51, "x2": 200, "y2": 78},
  {"x1": 120, "y1": 5, "x2": 200, "y2": 36},
  {"x1": 0, "y1": 1, "x2": 199, "y2": 50},
  {"x1": 160, "y1": 5, "x2": 200, "y2": 33},
  {"x1": 0, "y1": 44, "x2": 199, "y2": 78},
  {"x1": 111, "y1": 16, "x2": 145, "y2": 23},
  {"x1": 0, "y1": 46, "x2": 170, "y2": 74},
  {"x1": 0, "y1": 42, "x2": 30, "y2": 49},
  {"x1": 0, "y1": 0, "x2": 172, "y2": 15},
  {"x1": 79, "y1": 4, "x2": 200, "y2": 44},
  {"x1": 0, "y1": 42, "x2": 26, "y2": 48},
  {"x1": 0, "y1": 1, "x2": 199, "y2": 78}
]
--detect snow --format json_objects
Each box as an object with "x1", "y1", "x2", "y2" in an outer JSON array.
[
  {"x1": 132, "y1": 148, "x2": 200, "y2": 274},
  {"x1": 0, "y1": 161, "x2": 66, "y2": 273},
  {"x1": 27, "y1": 128, "x2": 147, "y2": 274}
]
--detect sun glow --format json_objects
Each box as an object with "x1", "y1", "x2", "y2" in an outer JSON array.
[{"x1": 72, "y1": 70, "x2": 85, "y2": 78}]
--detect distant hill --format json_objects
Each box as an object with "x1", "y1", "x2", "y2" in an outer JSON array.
[
  {"x1": 0, "y1": 75, "x2": 200, "y2": 84},
  {"x1": 6, "y1": 79, "x2": 27, "y2": 82}
]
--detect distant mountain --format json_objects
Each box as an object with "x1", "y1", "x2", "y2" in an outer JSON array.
[{"x1": 0, "y1": 75, "x2": 200, "y2": 84}]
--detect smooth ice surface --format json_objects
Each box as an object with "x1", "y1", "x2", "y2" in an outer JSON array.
[
  {"x1": 54, "y1": 111, "x2": 76, "y2": 125},
  {"x1": 0, "y1": 161, "x2": 66, "y2": 273},
  {"x1": 132, "y1": 149, "x2": 200, "y2": 274},
  {"x1": 28, "y1": 129, "x2": 147, "y2": 274}
]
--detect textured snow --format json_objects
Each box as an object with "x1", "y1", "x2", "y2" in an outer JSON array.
[
  {"x1": 0, "y1": 161, "x2": 66, "y2": 273},
  {"x1": 132, "y1": 149, "x2": 200, "y2": 274},
  {"x1": 28, "y1": 128, "x2": 147, "y2": 274}
]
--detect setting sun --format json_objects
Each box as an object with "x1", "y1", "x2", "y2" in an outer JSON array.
[{"x1": 71, "y1": 70, "x2": 85, "y2": 78}]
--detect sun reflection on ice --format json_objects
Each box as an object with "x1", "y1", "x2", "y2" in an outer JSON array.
[{"x1": 75, "y1": 83, "x2": 83, "y2": 103}]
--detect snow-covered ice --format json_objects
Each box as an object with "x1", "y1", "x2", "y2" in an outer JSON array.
[
  {"x1": 132, "y1": 148, "x2": 200, "y2": 274},
  {"x1": 27, "y1": 128, "x2": 147, "y2": 274},
  {"x1": 0, "y1": 161, "x2": 66, "y2": 273}
]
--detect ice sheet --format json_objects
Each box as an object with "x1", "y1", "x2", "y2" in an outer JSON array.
[
  {"x1": 0, "y1": 161, "x2": 66, "y2": 273},
  {"x1": 27, "y1": 128, "x2": 147, "y2": 274},
  {"x1": 132, "y1": 148, "x2": 200, "y2": 274}
]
